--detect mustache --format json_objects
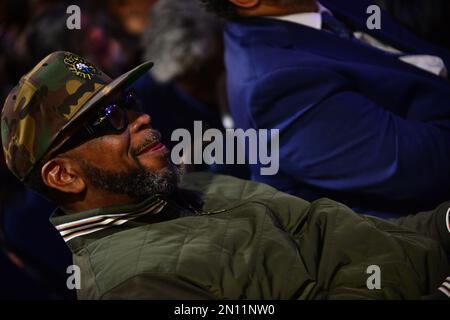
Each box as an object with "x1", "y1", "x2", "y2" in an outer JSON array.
[{"x1": 131, "y1": 130, "x2": 162, "y2": 156}]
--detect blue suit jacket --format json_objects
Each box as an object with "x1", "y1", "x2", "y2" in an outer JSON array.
[{"x1": 224, "y1": 0, "x2": 450, "y2": 217}]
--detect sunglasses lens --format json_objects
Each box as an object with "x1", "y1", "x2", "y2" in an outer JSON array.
[{"x1": 104, "y1": 105, "x2": 126, "y2": 130}]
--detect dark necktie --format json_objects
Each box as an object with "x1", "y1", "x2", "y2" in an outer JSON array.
[{"x1": 321, "y1": 12, "x2": 353, "y2": 40}]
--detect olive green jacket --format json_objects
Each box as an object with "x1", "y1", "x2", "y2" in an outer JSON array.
[{"x1": 50, "y1": 173, "x2": 450, "y2": 300}]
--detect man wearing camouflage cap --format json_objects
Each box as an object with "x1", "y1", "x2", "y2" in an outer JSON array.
[{"x1": 2, "y1": 51, "x2": 450, "y2": 300}]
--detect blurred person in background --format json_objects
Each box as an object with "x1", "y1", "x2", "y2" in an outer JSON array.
[
  {"x1": 0, "y1": 0, "x2": 31, "y2": 102},
  {"x1": 143, "y1": 0, "x2": 227, "y2": 115},
  {"x1": 1, "y1": 0, "x2": 149, "y2": 100},
  {"x1": 137, "y1": 0, "x2": 248, "y2": 178},
  {"x1": 106, "y1": 0, "x2": 157, "y2": 36},
  {"x1": 200, "y1": 0, "x2": 450, "y2": 218},
  {"x1": 97, "y1": 0, "x2": 158, "y2": 76},
  {"x1": 24, "y1": 0, "x2": 128, "y2": 77},
  {"x1": 375, "y1": 0, "x2": 450, "y2": 51}
]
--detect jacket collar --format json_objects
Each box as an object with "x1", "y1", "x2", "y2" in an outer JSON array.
[
  {"x1": 50, "y1": 188, "x2": 206, "y2": 253},
  {"x1": 50, "y1": 195, "x2": 168, "y2": 251}
]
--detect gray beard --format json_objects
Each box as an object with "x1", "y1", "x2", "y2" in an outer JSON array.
[{"x1": 79, "y1": 161, "x2": 183, "y2": 200}]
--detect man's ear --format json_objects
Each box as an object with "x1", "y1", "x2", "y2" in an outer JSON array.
[
  {"x1": 41, "y1": 158, "x2": 86, "y2": 195},
  {"x1": 228, "y1": 0, "x2": 260, "y2": 9}
]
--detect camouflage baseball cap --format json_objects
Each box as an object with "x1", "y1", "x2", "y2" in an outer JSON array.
[{"x1": 1, "y1": 51, "x2": 153, "y2": 181}]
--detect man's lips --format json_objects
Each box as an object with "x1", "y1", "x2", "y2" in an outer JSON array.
[
  {"x1": 137, "y1": 141, "x2": 167, "y2": 155},
  {"x1": 133, "y1": 130, "x2": 164, "y2": 156}
]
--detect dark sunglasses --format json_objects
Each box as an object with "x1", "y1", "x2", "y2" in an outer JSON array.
[{"x1": 58, "y1": 88, "x2": 140, "y2": 152}]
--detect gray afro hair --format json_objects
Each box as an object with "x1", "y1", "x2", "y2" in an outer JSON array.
[{"x1": 142, "y1": 0, "x2": 223, "y2": 83}]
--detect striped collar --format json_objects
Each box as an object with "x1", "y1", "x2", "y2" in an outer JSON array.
[
  {"x1": 438, "y1": 277, "x2": 450, "y2": 299},
  {"x1": 50, "y1": 196, "x2": 167, "y2": 245}
]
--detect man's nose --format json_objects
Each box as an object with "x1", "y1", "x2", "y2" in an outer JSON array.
[{"x1": 127, "y1": 111, "x2": 152, "y2": 133}]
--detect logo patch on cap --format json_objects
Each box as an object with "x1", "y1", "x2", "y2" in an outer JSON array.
[{"x1": 64, "y1": 54, "x2": 98, "y2": 80}]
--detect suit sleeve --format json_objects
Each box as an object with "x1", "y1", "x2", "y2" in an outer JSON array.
[
  {"x1": 249, "y1": 66, "x2": 450, "y2": 205},
  {"x1": 100, "y1": 273, "x2": 217, "y2": 300}
]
